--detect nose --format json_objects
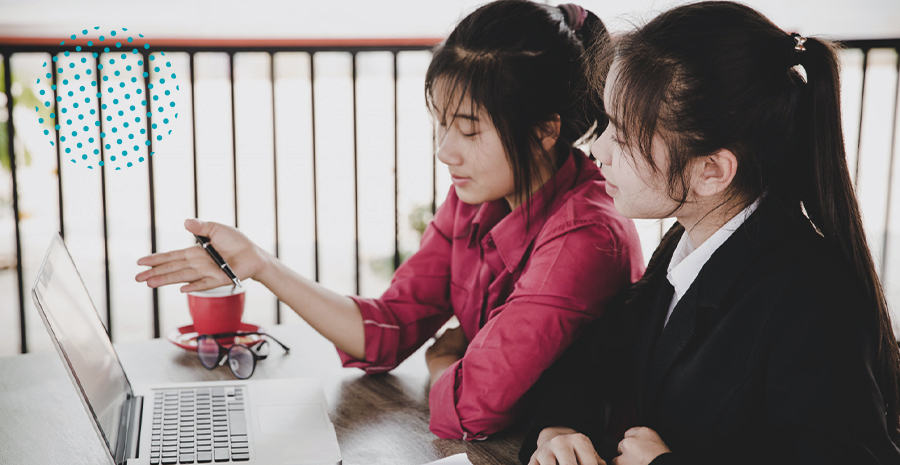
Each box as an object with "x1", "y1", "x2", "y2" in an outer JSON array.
[
  {"x1": 591, "y1": 137, "x2": 611, "y2": 167},
  {"x1": 436, "y1": 130, "x2": 462, "y2": 167}
]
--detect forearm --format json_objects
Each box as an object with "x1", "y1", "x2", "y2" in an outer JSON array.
[{"x1": 254, "y1": 248, "x2": 365, "y2": 359}]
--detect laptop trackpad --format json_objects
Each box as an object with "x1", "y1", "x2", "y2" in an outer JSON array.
[{"x1": 257, "y1": 404, "x2": 326, "y2": 434}]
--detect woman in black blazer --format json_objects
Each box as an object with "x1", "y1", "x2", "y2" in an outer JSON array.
[{"x1": 519, "y1": 2, "x2": 900, "y2": 464}]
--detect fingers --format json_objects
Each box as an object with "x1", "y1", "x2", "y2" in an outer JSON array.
[
  {"x1": 618, "y1": 437, "x2": 627, "y2": 456},
  {"x1": 184, "y1": 218, "x2": 216, "y2": 237},
  {"x1": 572, "y1": 445, "x2": 602, "y2": 465},
  {"x1": 135, "y1": 259, "x2": 190, "y2": 283},
  {"x1": 542, "y1": 434, "x2": 591, "y2": 465},
  {"x1": 180, "y1": 276, "x2": 225, "y2": 294},
  {"x1": 554, "y1": 444, "x2": 577, "y2": 465},
  {"x1": 571, "y1": 435, "x2": 602, "y2": 465},
  {"x1": 136, "y1": 247, "x2": 191, "y2": 267},
  {"x1": 144, "y1": 267, "x2": 206, "y2": 289}
]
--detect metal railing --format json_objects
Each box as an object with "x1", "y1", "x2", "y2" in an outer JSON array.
[
  {"x1": 2, "y1": 37, "x2": 899, "y2": 354},
  {"x1": 1, "y1": 38, "x2": 440, "y2": 353}
]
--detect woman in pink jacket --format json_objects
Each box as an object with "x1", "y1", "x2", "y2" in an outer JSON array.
[{"x1": 135, "y1": 0, "x2": 644, "y2": 440}]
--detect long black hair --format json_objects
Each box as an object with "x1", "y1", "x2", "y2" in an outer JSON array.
[
  {"x1": 426, "y1": 0, "x2": 609, "y2": 213},
  {"x1": 595, "y1": 1, "x2": 900, "y2": 441}
]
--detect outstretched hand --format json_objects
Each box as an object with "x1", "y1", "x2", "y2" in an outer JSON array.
[{"x1": 135, "y1": 218, "x2": 268, "y2": 293}]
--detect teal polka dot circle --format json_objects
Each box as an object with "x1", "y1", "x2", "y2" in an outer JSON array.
[{"x1": 40, "y1": 26, "x2": 179, "y2": 170}]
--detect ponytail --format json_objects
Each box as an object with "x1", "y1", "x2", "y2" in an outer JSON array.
[
  {"x1": 794, "y1": 36, "x2": 900, "y2": 440},
  {"x1": 556, "y1": 4, "x2": 611, "y2": 148}
]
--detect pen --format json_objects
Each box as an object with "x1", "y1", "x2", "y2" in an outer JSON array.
[{"x1": 193, "y1": 234, "x2": 243, "y2": 290}]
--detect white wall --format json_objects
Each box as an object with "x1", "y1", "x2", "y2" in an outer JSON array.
[{"x1": 0, "y1": 0, "x2": 897, "y2": 41}]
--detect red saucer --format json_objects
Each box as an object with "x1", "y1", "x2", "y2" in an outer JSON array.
[{"x1": 166, "y1": 323, "x2": 266, "y2": 352}]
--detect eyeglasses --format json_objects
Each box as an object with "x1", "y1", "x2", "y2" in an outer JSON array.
[{"x1": 196, "y1": 332, "x2": 290, "y2": 379}]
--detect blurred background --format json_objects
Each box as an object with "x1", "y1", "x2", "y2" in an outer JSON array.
[{"x1": 1, "y1": 0, "x2": 899, "y2": 356}]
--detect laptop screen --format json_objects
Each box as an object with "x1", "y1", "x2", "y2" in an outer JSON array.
[{"x1": 32, "y1": 234, "x2": 132, "y2": 456}]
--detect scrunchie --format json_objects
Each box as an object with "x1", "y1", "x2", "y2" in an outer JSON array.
[{"x1": 558, "y1": 3, "x2": 588, "y2": 31}]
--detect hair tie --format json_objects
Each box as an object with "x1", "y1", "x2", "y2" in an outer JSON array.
[
  {"x1": 559, "y1": 3, "x2": 588, "y2": 31},
  {"x1": 789, "y1": 33, "x2": 807, "y2": 66}
]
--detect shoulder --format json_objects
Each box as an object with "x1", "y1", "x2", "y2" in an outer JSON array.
[
  {"x1": 537, "y1": 172, "x2": 638, "y2": 252},
  {"x1": 746, "y1": 227, "x2": 875, "y2": 344}
]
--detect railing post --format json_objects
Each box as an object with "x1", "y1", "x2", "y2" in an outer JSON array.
[
  {"x1": 270, "y1": 51, "x2": 282, "y2": 322},
  {"x1": 3, "y1": 53, "x2": 27, "y2": 353},
  {"x1": 310, "y1": 52, "x2": 320, "y2": 282},
  {"x1": 351, "y1": 51, "x2": 360, "y2": 296},
  {"x1": 141, "y1": 50, "x2": 160, "y2": 339},
  {"x1": 392, "y1": 50, "x2": 400, "y2": 271},
  {"x1": 51, "y1": 53, "x2": 64, "y2": 239}
]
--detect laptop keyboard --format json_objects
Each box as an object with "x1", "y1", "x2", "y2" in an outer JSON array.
[{"x1": 150, "y1": 387, "x2": 249, "y2": 464}]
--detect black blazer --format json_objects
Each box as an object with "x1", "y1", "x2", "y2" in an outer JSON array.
[{"x1": 519, "y1": 196, "x2": 900, "y2": 464}]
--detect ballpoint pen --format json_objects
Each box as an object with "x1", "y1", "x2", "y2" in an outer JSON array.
[{"x1": 193, "y1": 234, "x2": 243, "y2": 290}]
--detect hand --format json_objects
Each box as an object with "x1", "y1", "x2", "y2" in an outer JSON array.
[
  {"x1": 425, "y1": 326, "x2": 468, "y2": 388},
  {"x1": 612, "y1": 427, "x2": 671, "y2": 465},
  {"x1": 425, "y1": 326, "x2": 468, "y2": 362},
  {"x1": 529, "y1": 427, "x2": 606, "y2": 465},
  {"x1": 135, "y1": 218, "x2": 269, "y2": 293}
]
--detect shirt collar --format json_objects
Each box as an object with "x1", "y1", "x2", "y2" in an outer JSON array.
[
  {"x1": 469, "y1": 148, "x2": 593, "y2": 271},
  {"x1": 666, "y1": 195, "x2": 764, "y2": 301}
]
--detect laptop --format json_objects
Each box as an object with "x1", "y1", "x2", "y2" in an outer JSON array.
[{"x1": 32, "y1": 233, "x2": 342, "y2": 465}]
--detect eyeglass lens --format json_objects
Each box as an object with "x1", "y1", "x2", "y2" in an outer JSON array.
[
  {"x1": 228, "y1": 345, "x2": 254, "y2": 379},
  {"x1": 197, "y1": 336, "x2": 221, "y2": 369}
]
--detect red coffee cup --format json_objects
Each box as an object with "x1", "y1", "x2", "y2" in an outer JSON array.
[{"x1": 187, "y1": 285, "x2": 245, "y2": 335}]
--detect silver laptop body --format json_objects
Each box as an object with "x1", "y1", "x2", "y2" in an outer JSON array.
[{"x1": 32, "y1": 233, "x2": 342, "y2": 465}]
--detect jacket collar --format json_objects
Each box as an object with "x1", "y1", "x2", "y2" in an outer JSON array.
[{"x1": 468, "y1": 148, "x2": 596, "y2": 272}]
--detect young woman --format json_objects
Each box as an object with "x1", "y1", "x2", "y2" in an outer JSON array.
[
  {"x1": 521, "y1": 2, "x2": 900, "y2": 464},
  {"x1": 135, "y1": 0, "x2": 644, "y2": 440}
]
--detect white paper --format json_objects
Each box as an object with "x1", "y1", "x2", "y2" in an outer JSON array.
[{"x1": 421, "y1": 453, "x2": 474, "y2": 465}]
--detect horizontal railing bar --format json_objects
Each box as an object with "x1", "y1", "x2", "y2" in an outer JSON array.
[
  {"x1": 841, "y1": 39, "x2": 900, "y2": 50},
  {"x1": 0, "y1": 44, "x2": 437, "y2": 55},
  {"x1": 0, "y1": 37, "x2": 894, "y2": 54}
]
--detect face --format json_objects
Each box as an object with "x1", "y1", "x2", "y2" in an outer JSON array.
[
  {"x1": 433, "y1": 78, "x2": 517, "y2": 206},
  {"x1": 591, "y1": 61, "x2": 682, "y2": 219}
]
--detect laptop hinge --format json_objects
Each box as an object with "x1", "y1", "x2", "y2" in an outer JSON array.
[{"x1": 124, "y1": 395, "x2": 144, "y2": 463}]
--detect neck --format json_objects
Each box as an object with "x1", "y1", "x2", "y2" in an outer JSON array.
[
  {"x1": 676, "y1": 197, "x2": 748, "y2": 248},
  {"x1": 504, "y1": 146, "x2": 564, "y2": 210}
]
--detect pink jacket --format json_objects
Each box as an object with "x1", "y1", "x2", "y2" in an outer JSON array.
[{"x1": 336, "y1": 149, "x2": 645, "y2": 440}]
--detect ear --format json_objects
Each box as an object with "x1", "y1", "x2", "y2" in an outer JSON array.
[
  {"x1": 536, "y1": 114, "x2": 561, "y2": 153},
  {"x1": 692, "y1": 149, "x2": 738, "y2": 198}
]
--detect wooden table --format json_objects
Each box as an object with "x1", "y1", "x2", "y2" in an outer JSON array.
[{"x1": 0, "y1": 322, "x2": 525, "y2": 465}]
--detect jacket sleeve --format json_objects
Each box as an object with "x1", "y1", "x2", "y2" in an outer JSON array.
[
  {"x1": 429, "y1": 221, "x2": 635, "y2": 440},
  {"x1": 335, "y1": 192, "x2": 458, "y2": 374},
  {"x1": 517, "y1": 295, "x2": 642, "y2": 464}
]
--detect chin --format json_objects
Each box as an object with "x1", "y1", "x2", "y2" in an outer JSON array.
[{"x1": 454, "y1": 187, "x2": 488, "y2": 205}]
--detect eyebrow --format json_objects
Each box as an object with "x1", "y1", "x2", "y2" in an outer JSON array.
[{"x1": 452, "y1": 113, "x2": 479, "y2": 122}]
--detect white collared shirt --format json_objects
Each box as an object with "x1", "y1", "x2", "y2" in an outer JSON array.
[{"x1": 663, "y1": 196, "x2": 764, "y2": 327}]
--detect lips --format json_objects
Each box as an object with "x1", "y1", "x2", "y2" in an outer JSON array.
[{"x1": 450, "y1": 173, "x2": 471, "y2": 187}]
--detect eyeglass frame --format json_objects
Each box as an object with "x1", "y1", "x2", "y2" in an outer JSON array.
[{"x1": 196, "y1": 331, "x2": 291, "y2": 379}]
